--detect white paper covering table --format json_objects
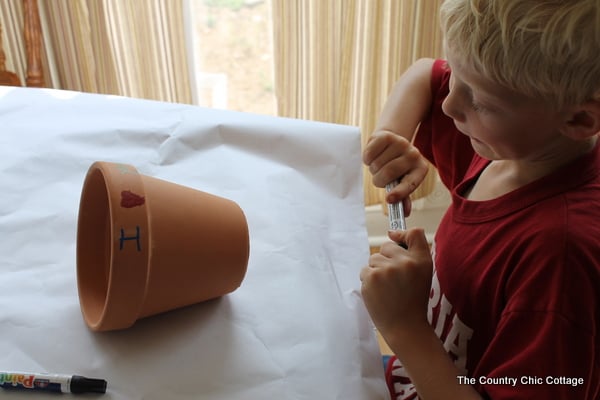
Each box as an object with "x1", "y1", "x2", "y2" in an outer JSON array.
[{"x1": 0, "y1": 87, "x2": 388, "y2": 399}]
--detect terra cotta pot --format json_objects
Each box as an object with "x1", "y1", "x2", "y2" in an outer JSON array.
[{"x1": 76, "y1": 161, "x2": 250, "y2": 332}]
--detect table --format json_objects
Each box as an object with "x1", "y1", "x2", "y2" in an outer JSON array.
[{"x1": 0, "y1": 87, "x2": 388, "y2": 399}]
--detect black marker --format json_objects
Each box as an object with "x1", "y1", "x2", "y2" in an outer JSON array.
[{"x1": 0, "y1": 371, "x2": 107, "y2": 394}]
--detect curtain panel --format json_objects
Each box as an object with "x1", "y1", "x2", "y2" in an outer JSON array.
[
  {"x1": 271, "y1": 0, "x2": 444, "y2": 206},
  {"x1": 0, "y1": 0, "x2": 192, "y2": 104}
]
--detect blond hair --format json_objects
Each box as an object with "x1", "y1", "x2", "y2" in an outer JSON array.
[{"x1": 440, "y1": 0, "x2": 600, "y2": 109}]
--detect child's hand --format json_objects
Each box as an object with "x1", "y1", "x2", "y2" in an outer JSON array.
[
  {"x1": 360, "y1": 228, "x2": 433, "y2": 341},
  {"x1": 362, "y1": 130, "x2": 429, "y2": 206}
]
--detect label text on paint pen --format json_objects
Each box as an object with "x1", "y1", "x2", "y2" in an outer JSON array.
[{"x1": 0, "y1": 373, "x2": 35, "y2": 388}]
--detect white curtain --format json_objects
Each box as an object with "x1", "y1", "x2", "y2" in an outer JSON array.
[
  {"x1": 0, "y1": 0, "x2": 192, "y2": 104},
  {"x1": 271, "y1": 0, "x2": 445, "y2": 205}
]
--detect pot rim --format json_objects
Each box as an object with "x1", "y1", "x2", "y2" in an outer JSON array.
[{"x1": 77, "y1": 161, "x2": 150, "y2": 331}]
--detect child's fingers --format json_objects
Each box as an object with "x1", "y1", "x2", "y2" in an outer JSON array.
[
  {"x1": 387, "y1": 228, "x2": 428, "y2": 252},
  {"x1": 362, "y1": 130, "x2": 394, "y2": 165},
  {"x1": 384, "y1": 160, "x2": 429, "y2": 203}
]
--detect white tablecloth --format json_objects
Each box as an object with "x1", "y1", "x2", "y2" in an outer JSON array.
[{"x1": 0, "y1": 87, "x2": 387, "y2": 399}]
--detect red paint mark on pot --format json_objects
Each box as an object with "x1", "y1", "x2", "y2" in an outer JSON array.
[{"x1": 121, "y1": 190, "x2": 145, "y2": 208}]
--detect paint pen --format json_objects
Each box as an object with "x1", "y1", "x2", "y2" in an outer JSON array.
[
  {"x1": 386, "y1": 179, "x2": 407, "y2": 248},
  {"x1": 0, "y1": 371, "x2": 107, "y2": 395}
]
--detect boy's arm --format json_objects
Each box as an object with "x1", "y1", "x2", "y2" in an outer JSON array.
[
  {"x1": 362, "y1": 58, "x2": 435, "y2": 203},
  {"x1": 361, "y1": 229, "x2": 482, "y2": 400},
  {"x1": 373, "y1": 57, "x2": 435, "y2": 141},
  {"x1": 386, "y1": 321, "x2": 483, "y2": 400}
]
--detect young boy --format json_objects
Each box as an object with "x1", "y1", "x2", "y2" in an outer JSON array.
[{"x1": 360, "y1": 1, "x2": 600, "y2": 399}]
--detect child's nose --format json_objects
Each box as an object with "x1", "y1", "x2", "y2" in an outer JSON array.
[{"x1": 441, "y1": 89, "x2": 467, "y2": 123}]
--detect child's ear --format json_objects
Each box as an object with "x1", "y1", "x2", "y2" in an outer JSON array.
[{"x1": 561, "y1": 101, "x2": 600, "y2": 140}]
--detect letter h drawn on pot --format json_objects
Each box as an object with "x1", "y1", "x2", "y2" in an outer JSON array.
[
  {"x1": 119, "y1": 226, "x2": 141, "y2": 251},
  {"x1": 76, "y1": 161, "x2": 250, "y2": 332}
]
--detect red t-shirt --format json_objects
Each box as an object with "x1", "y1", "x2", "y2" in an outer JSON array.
[{"x1": 385, "y1": 59, "x2": 600, "y2": 400}]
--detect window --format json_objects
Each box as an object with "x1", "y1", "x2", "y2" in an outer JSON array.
[{"x1": 187, "y1": 0, "x2": 276, "y2": 115}]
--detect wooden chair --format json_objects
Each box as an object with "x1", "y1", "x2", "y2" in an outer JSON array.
[{"x1": 0, "y1": 0, "x2": 44, "y2": 87}]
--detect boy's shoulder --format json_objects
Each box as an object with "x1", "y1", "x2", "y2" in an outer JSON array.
[{"x1": 517, "y1": 144, "x2": 600, "y2": 272}]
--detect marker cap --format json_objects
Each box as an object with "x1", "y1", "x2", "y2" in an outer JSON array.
[{"x1": 70, "y1": 375, "x2": 107, "y2": 394}]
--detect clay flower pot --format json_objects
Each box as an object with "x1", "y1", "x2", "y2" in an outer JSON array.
[{"x1": 76, "y1": 161, "x2": 250, "y2": 332}]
